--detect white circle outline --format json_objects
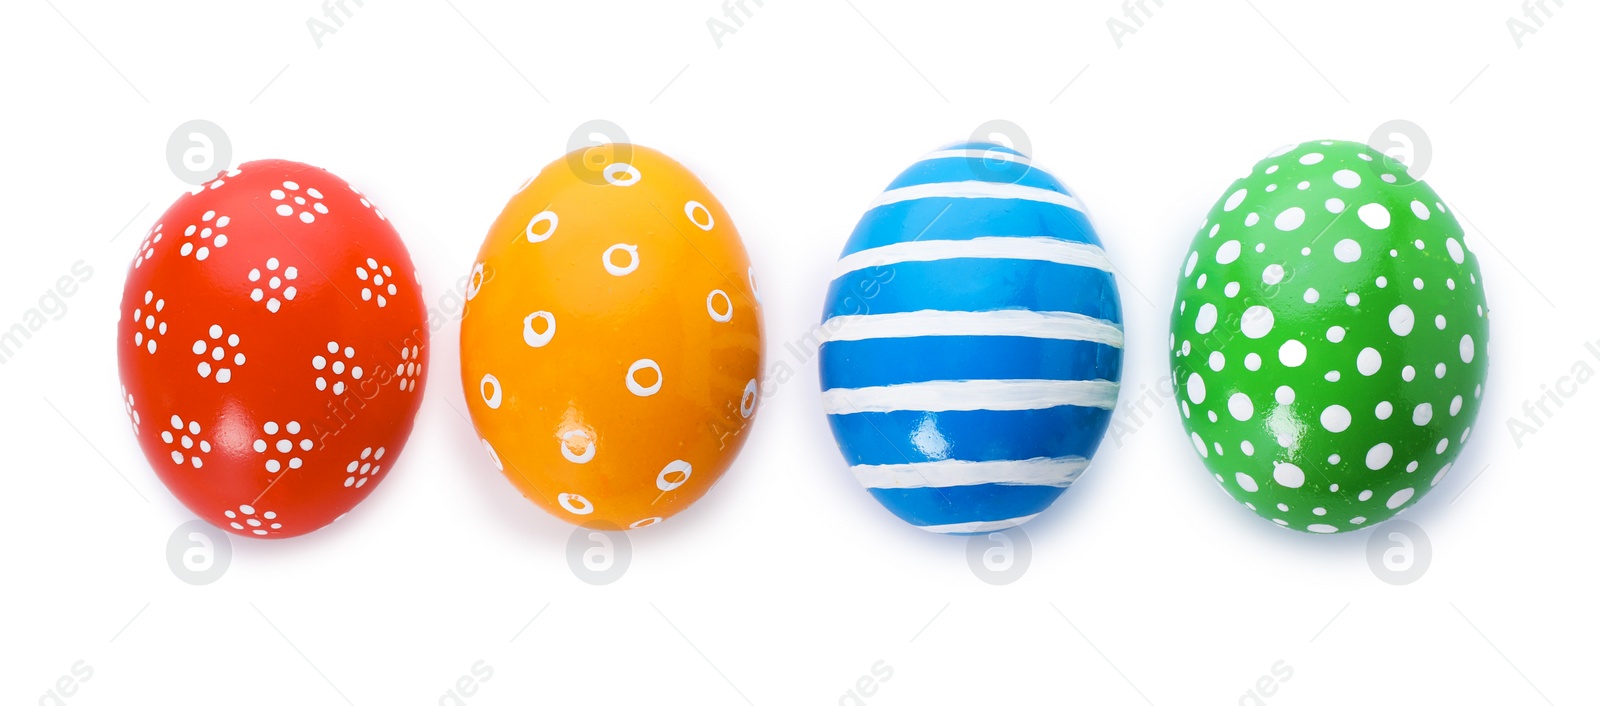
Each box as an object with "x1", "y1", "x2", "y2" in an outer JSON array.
[
  {"x1": 706, "y1": 290, "x2": 733, "y2": 322},
  {"x1": 603, "y1": 163, "x2": 640, "y2": 186},
  {"x1": 656, "y1": 460, "x2": 692, "y2": 491},
  {"x1": 684, "y1": 200, "x2": 714, "y2": 230},
  {"x1": 626, "y1": 359, "x2": 662, "y2": 396},
  {"x1": 559, "y1": 429, "x2": 596, "y2": 464},
  {"x1": 481, "y1": 438, "x2": 503, "y2": 470},
  {"x1": 480, "y1": 374, "x2": 503, "y2": 409},
  {"x1": 629, "y1": 517, "x2": 662, "y2": 529},
  {"x1": 558, "y1": 492, "x2": 594, "y2": 515},
  {"x1": 523, "y1": 311, "x2": 556, "y2": 347},
  {"x1": 466, "y1": 262, "x2": 485, "y2": 300},
  {"x1": 525, "y1": 210, "x2": 558, "y2": 243},
  {"x1": 603, "y1": 244, "x2": 639, "y2": 276},
  {"x1": 740, "y1": 379, "x2": 757, "y2": 419}
]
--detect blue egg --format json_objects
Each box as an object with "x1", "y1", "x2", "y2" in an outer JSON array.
[{"x1": 818, "y1": 142, "x2": 1124, "y2": 534}]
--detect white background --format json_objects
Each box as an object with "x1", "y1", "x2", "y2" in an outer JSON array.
[{"x1": 1, "y1": 1, "x2": 1594, "y2": 704}]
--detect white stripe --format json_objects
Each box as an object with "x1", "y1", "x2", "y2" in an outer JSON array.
[
  {"x1": 834, "y1": 236, "x2": 1112, "y2": 278},
  {"x1": 822, "y1": 379, "x2": 1120, "y2": 415},
  {"x1": 852, "y1": 457, "x2": 1089, "y2": 489},
  {"x1": 920, "y1": 148, "x2": 1031, "y2": 165},
  {"x1": 870, "y1": 181, "x2": 1084, "y2": 213},
  {"x1": 917, "y1": 513, "x2": 1041, "y2": 534},
  {"x1": 821, "y1": 310, "x2": 1124, "y2": 348}
]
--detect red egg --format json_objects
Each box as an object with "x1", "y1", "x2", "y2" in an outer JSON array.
[{"x1": 117, "y1": 160, "x2": 428, "y2": 539}]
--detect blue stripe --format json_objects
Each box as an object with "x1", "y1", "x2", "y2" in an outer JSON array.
[
  {"x1": 939, "y1": 141, "x2": 1027, "y2": 157},
  {"x1": 842, "y1": 199, "x2": 1099, "y2": 256},
  {"x1": 884, "y1": 158, "x2": 1068, "y2": 193},
  {"x1": 826, "y1": 407, "x2": 1115, "y2": 467},
  {"x1": 819, "y1": 336, "x2": 1122, "y2": 390},
  {"x1": 822, "y1": 259, "x2": 1122, "y2": 322},
  {"x1": 869, "y1": 484, "x2": 1063, "y2": 532}
]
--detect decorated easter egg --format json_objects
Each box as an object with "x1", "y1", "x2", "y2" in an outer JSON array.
[
  {"x1": 1170, "y1": 140, "x2": 1489, "y2": 533},
  {"x1": 459, "y1": 144, "x2": 762, "y2": 529},
  {"x1": 818, "y1": 143, "x2": 1124, "y2": 534},
  {"x1": 118, "y1": 160, "x2": 428, "y2": 539}
]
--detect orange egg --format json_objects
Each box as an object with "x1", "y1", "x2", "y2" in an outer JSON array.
[{"x1": 459, "y1": 144, "x2": 763, "y2": 529}]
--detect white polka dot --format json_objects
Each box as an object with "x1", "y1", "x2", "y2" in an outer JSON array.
[
  {"x1": 1386, "y1": 487, "x2": 1415, "y2": 509},
  {"x1": 1334, "y1": 239, "x2": 1362, "y2": 263},
  {"x1": 1320, "y1": 405, "x2": 1351, "y2": 432},
  {"x1": 1191, "y1": 432, "x2": 1209, "y2": 457},
  {"x1": 1333, "y1": 169, "x2": 1361, "y2": 188},
  {"x1": 1245, "y1": 353, "x2": 1262, "y2": 371},
  {"x1": 1241, "y1": 306, "x2": 1274, "y2": 338},
  {"x1": 1376, "y1": 401, "x2": 1393, "y2": 419},
  {"x1": 1187, "y1": 373, "x2": 1207, "y2": 403},
  {"x1": 1357, "y1": 348, "x2": 1382, "y2": 376},
  {"x1": 1184, "y1": 251, "x2": 1199, "y2": 276},
  {"x1": 1279, "y1": 340, "x2": 1307, "y2": 367},
  {"x1": 1217, "y1": 240, "x2": 1241, "y2": 264},
  {"x1": 1358, "y1": 203, "x2": 1391, "y2": 229},
  {"x1": 1303, "y1": 288, "x2": 1319, "y2": 303},
  {"x1": 1236, "y1": 473, "x2": 1259, "y2": 492},
  {"x1": 1446, "y1": 238, "x2": 1465, "y2": 264},
  {"x1": 1413, "y1": 403, "x2": 1434, "y2": 425},
  {"x1": 1195, "y1": 303, "x2": 1217, "y2": 334},
  {"x1": 1460, "y1": 335, "x2": 1475, "y2": 363},
  {"x1": 1411, "y1": 200, "x2": 1430, "y2": 220},
  {"x1": 1274, "y1": 462, "x2": 1305, "y2": 489},
  {"x1": 1275, "y1": 386, "x2": 1295, "y2": 404},
  {"x1": 1245, "y1": 213, "x2": 1261, "y2": 227},
  {"x1": 1402, "y1": 365, "x2": 1416, "y2": 382},
  {"x1": 1225, "y1": 189, "x2": 1248, "y2": 211},
  {"x1": 1450, "y1": 395, "x2": 1463, "y2": 416},
  {"x1": 1389, "y1": 305, "x2": 1415, "y2": 336},
  {"x1": 1327, "y1": 326, "x2": 1344, "y2": 343},
  {"x1": 1366, "y1": 443, "x2": 1393, "y2": 470},
  {"x1": 1228, "y1": 393, "x2": 1254, "y2": 421},
  {"x1": 1225, "y1": 282, "x2": 1241, "y2": 297},
  {"x1": 1262, "y1": 264, "x2": 1285, "y2": 285},
  {"x1": 1435, "y1": 362, "x2": 1447, "y2": 378},
  {"x1": 1299, "y1": 153, "x2": 1324, "y2": 165},
  {"x1": 1208, "y1": 351, "x2": 1225, "y2": 371},
  {"x1": 1275, "y1": 207, "x2": 1305, "y2": 231},
  {"x1": 1346, "y1": 293, "x2": 1360, "y2": 306},
  {"x1": 1325, "y1": 198, "x2": 1345, "y2": 213}
]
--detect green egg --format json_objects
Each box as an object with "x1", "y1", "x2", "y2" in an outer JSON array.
[{"x1": 1169, "y1": 140, "x2": 1489, "y2": 534}]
